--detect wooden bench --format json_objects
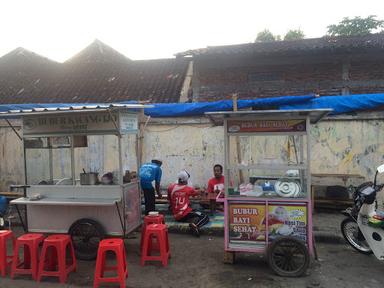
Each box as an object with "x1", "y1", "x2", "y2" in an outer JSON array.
[
  {"x1": 0, "y1": 192, "x2": 24, "y2": 199},
  {"x1": 311, "y1": 173, "x2": 365, "y2": 210}
]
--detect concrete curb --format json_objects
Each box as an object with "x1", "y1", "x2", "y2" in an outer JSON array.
[{"x1": 314, "y1": 231, "x2": 345, "y2": 244}]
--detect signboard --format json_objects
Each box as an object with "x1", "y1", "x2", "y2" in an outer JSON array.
[
  {"x1": 119, "y1": 112, "x2": 138, "y2": 134},
  {"x1": 23, "y1": 111, "x2": 138, "y2": 136},
  {"x1": 268, "y1": 204, "x2": 307, "y2": 242},
  {"x1": 229, "y1": 203, "x2": 266, "y2": 244},
  {"x1": 227, "y1": 119, "x2": 306, "y2": 133}
]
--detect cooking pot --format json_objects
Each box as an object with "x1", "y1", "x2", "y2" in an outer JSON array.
[{"x1": 80, "y1": 172, "x2": 99, "y2": 185}]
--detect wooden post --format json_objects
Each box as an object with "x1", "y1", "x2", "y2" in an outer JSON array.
[
  {"x1": 137, "y1": 108, "x2": 145, "y2": 170},
  {"x1": 232, "y1": 93, "x2": 238, "y2": 111},
  {"x1": 223, "y1": 251, "x2": 236, "y2": 264},
  {"x1": 232, "y1": 94, "x2": 244, "y2": 184}
]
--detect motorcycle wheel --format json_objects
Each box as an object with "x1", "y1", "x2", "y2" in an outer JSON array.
[{"x1": 341, "y1": 218, "x2": 372, "y2": 255}]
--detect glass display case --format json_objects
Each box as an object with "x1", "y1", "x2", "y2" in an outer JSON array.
[{"x1": 227, "y1": 134, "x2": 309, "y2": 199}]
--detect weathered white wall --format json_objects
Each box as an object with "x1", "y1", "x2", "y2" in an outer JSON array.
[
  {"x1": 311, "y1": 118, "x2": 384, "y2": 178},
  {"x1": 141, "y1": 122, "x2": 224, "y2": 187},
  {"x1": 1, "y1": 114, "x2": 384, "y2": 191}
]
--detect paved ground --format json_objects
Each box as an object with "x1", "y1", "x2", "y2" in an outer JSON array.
[{"x1": 1, "y1": 225, "x2": 384, "y2": 288}]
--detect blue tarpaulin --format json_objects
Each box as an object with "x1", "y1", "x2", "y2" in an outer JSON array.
[
  {"x1": 0, "y1": 95, "x2": 315, "y2": 117},
  {"x1": 280, "y1": 93, "x2": 384, "y2": 115},
  {"x1": 1, "y1": 93, "x2": 384, "y2": 117},
  {"x1": 121, "y1": 95, "x2": 315, "y2": 117}
]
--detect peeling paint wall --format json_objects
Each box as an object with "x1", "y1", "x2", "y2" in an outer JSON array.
[
  {"x1": 1, "y1": 116, "x2": 384, "y2": 191},
  {"x1": 311, "y1": 120, "x2": 384, "y2": 179},
  {"x1": 141, "y1": 123, "x2": 224, "y2": 188}
]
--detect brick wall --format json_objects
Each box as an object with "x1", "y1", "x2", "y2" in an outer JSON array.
[
  {"x1": 350, "y1": 61, "x2": 384, "y2": 80},
  {"x1": 193, "y1": 57, "x2": 384, "y2": 102}
]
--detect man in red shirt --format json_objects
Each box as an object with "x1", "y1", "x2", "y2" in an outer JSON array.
[
  {"x1": 168, "y1": 170, "x2": 209, "y2": 237},
  {"x1": 207, "y1": 164, "x2": 225, "y2": 196}
]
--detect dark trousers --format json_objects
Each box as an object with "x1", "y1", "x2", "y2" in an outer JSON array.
[
  {"x1": 179, "y1": 211, "x2": 209, "y2": 228},
  {"x1": 143, "y1": 187, "x2": 156, "y2": 215}
]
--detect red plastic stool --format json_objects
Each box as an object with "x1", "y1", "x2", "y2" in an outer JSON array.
[
  {"x1": 0, "y1": 230, "x2": 16, "y2": 277},
  {"x1": 11, "y1": 233, "x2": 45, "y2": 280},
  {"x1": 141, "y1": 224, "x2": 170, "y2": 267},
  {"x1": 94, "y1": 238, "x2": 128, "y2": 288},
  {"x1": 140, "y1": 214, "x2": 165, "y2": 251},
  {"x1": 37, "y1": 234, "x2": 76, "y2": 283}
]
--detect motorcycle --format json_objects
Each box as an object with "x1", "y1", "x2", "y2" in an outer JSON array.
[{"x1": 341, "y1": 164, "x2": 384, "y2": 259}]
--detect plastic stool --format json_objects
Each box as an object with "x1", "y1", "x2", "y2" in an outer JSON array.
[
  {"x1": 140, "y1": 214, "x2": 165, "y2": 251},
  {"x1": 37, "y1": 234, "x2": 76, "y2": 283},
  {"x1": 0, "y1": 230, "x2": 15, "y2": 277},
  {"x1": 11, "y1": 233, "x2": 45, "y2": 280},
  {"x1": 141, "y1": 224, "x2": 170, "y2": 267},
  {"x1": 94, "y1": 238, "x2": 128, "y2": 288}
]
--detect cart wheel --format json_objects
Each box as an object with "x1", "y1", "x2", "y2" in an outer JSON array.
[
  {"x1": 69, "y1": 218, "x2": 105, "y2": 261},
  {"x1": 267, "y1": 236, "x2": 310, "y2": 277}
]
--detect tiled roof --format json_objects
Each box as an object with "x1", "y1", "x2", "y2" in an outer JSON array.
[
  {"x1": 177, "y1": 33, "x2": 384, "y2": 57},
  {"x1": 0, "y1": 40, "x2": 190, "y2": 104}
]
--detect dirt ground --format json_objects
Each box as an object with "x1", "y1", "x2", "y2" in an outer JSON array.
[{"x1": 1, "y1": 229, "x2": 384, "y2": 288}]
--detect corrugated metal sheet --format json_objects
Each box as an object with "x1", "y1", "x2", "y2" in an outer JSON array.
[{"x1": 0, "y1": 103, "x2": 148, "y2": 117}]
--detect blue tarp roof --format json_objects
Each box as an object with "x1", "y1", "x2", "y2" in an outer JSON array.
[
  {"x1": 280, "y1": 93, "x2": 384, "y2": 115},
  {"x1": 123, "y1": 95, "x2": 315, "y2": 117},
  {"x1": 0, "y1": 93, "x2": 384, "y2": 117}
]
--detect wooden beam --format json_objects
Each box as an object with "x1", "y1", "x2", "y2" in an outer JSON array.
[
  {"x1": 341, "y1": 60, "x2": 351, "y2": 95},
  {"x1": 137, "y1": 108, "x2": 146, "y2": 170},
  {"x1": 179, "y1": 60, "x2": 194, "y2": 102},
  {"x1": 232, "y1": 93, "x2": 244, "y2": 184}
]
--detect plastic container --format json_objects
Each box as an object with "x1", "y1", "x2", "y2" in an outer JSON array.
[
  {"x1": 228, "y1": 188, "x2": 239, "y2": 196},
  {"x1": 148, "y1": 211, "x2": 159, "y2": 217},
  {"x1": 0, "y1": 196, "x2": 7, "y2": 215},
  {"x1": 262, "y1": 181, "x2": 275, "y2": 192},
  {"x1": 368, "y1": 216, "x2": 384, "y2": 228}
]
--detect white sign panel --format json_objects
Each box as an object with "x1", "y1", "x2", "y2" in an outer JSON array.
[
  {"x1": 23, "y1": 111, "x2": 134, "y2": 136},
  {"x1": 119, "y1": 112, "x2": 138, "y2": 133}
]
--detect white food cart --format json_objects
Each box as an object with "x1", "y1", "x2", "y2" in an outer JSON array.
[{"x1": 3, "y1": 104, "x2": 146, "y2": 260}]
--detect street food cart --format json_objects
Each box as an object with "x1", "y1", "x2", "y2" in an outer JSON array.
[
  {"x1": 2, "y1": 104, "x2": 145, "y2": 260},
  {"x1": 206, "y1": 109, "x2": 330, "y2": 277}
]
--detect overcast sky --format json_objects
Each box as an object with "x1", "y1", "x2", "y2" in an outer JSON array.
[{"x1": 1, "y1": 0, "x2": 383, "y2": 62}]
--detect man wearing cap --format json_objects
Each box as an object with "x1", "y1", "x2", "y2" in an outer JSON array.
[
  {"x1": 139, "y1": 159, "x2": 163, "y2": 215},
  {"x1": 167, "y1": 170, "x2": 209, "y2": 237}
]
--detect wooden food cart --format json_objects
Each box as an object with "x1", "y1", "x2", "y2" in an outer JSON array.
[
  {"x1": 206, "y1": 109, "x2": 330, "y2": 277},
  {"x1": 2, "y1": 104, "x2": 146, "y2": 260}
]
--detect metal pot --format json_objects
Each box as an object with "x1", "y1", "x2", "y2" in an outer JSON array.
[{"x1": 80, "y1": 172, "x2": 99, "y2": 185}]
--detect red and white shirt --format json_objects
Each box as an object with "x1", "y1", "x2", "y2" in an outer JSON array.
[
  {"x1": 207, "y1": 176, "x2": 225, "y2": 194},
  {"x1": 167, "y1": 183, "x2": 199, "y2": 220}
]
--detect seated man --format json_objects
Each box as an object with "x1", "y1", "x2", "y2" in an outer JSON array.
[
  {"x1": 207, "y1": 164, "x2": 225, "y2": 196},
  {"x1": 201, "y1": 164, "x2": 225, "y2": 213},
  {"x1": 168, "y1": 170, "x2": 209, "y2": 237}
]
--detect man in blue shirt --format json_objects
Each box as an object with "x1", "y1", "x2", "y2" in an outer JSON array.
[{"x1": 139, "y1": 159, "x2": 163, "y2": 215}]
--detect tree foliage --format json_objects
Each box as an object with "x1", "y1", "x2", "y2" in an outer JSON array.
[
  {"x1": 256, "y1": 29, "x2": 306, "y2": 42},
  {"x1": 327, "y1": 15, "x2": 384, "y2": 36},
  {"x1": 255, "y1": 29, "x2": 277, "y2": 42},
  {"x1": 284, "y1": 29, "x2": 305, "y2": 40}
]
